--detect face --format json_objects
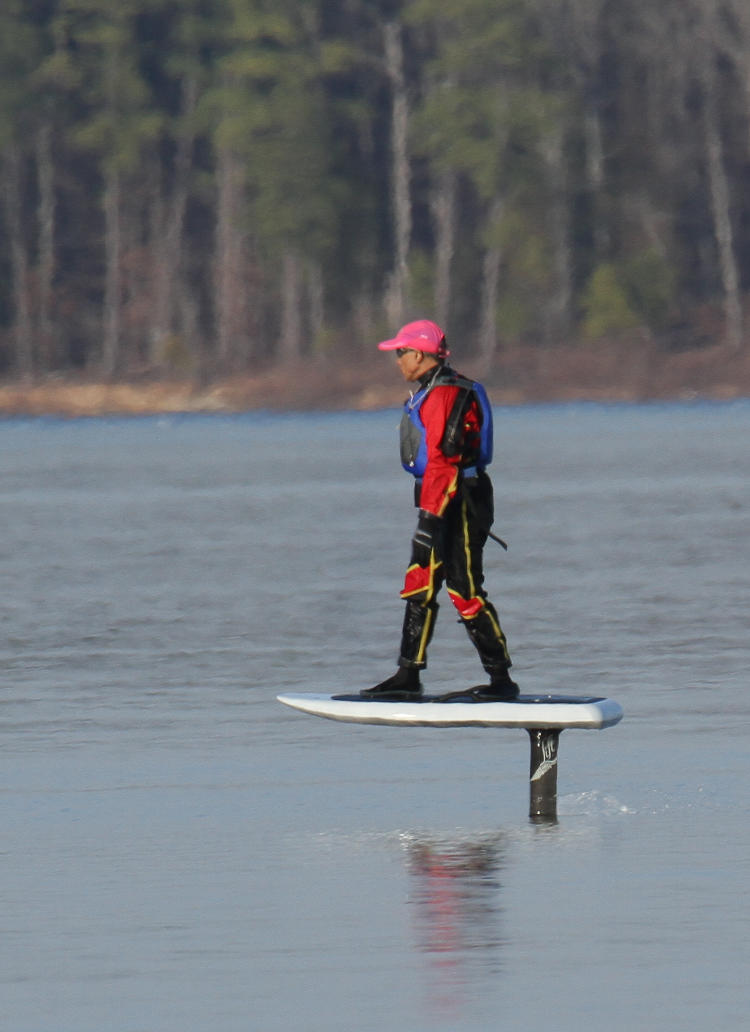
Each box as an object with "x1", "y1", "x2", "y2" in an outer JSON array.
[{"x1": 395, "y1": 348, "x2": 436, "y2": 382}]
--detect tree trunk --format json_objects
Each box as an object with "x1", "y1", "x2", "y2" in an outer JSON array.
[
  {"x1": 542, "y1": 124, "x2": 572, "y2": 343},
  {"x1": 177, "y1": 278, "x2": 202, "y2": 382},
  {"x1": 431, "y1": 168, "x2": 457, "y2": 329},
  {"x1": 724, "y1": 1, "x2": 750, "y2": 156},
  {"x1": 700, "y1": 54, "x2": 743, "y2": 352},
  {"x1": 383, "y1": 20, "x2": 411, "y2": 328},
  {"x1": 307, "y1": 260, "x2": 324, "y2": 356},
  {"x1": 213, "y1": 146, "x2": 248, "y2": 369},
  {"x1": 584, "y1": 100, "x2": 608, "y2": 257},
  {"x1": 36, "y1": 121, "x2": 56, "y2": 372},
  {"x1": 101, "y1": 169, "x2": 122, "y2": 378},
  {"x1": 478, "y1": 198, "x2": 505, "y2": 370},
  {"x1": 352, "y1": 292, "x2": 375, "y2": 355},
  {"x1": 4, "y1": 144, "x2": 34, "y2": 379},
  {"x1": 151, "y1": 73, "x2": 197, "y2": 369},
  {"x1": 280, "y1": 248, "x2": 303, "y2": 362}
]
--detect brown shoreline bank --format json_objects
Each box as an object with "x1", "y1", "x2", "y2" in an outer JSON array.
[{"x1": 1, "y1": 340, "x2": 749, "y2": 417}]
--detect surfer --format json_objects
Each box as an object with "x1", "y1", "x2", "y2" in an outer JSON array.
[{"x1": 362, "y1": 319, "x2": 518, "y2": 701}]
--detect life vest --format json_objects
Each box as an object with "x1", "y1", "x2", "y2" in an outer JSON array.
[{"x1": 399, "y1": 366, "x2": 493, "y2": 478}]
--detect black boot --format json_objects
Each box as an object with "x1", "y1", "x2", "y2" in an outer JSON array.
[
  {"x1": 399, "y1": 598, "x2": 438, "y2": 670},
  {"x1": 471, "y1": 666, "x2": 519, "y2": 701},
  {"x1": 361, "y1": 665, "x2": 422, "y2": 699}
]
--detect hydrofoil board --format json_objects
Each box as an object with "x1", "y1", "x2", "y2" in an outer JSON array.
[{"x1": 276, "y1": 692, "x2": 623, "y2": 730}]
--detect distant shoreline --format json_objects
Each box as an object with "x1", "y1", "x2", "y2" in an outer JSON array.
[{"x1": 1, "y1": 340, "x2": 748, "y2": 417}]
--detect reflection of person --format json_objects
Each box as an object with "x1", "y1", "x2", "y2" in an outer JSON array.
[
  {"x1": 362, "y1": 319, "x2": 518, "y2": 700},
  {"x1": 407, "y1": 837, "x2": 505, "y2": 988}
]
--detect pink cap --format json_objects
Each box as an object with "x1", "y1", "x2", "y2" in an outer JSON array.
[{"x1": 377, "y1": 319, "x2": 450, "y2": 358}]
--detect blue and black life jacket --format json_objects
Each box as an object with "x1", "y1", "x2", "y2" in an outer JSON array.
[{"x1": 399, "y1": 366, "x2": 493, "y2": 478}]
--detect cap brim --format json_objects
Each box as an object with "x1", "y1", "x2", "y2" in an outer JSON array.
[{"x1": 377, "y1": 336, "x2": 450, "y2": 356}]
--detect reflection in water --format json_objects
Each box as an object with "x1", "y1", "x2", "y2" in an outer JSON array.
[{"x1": 405, "y1": 834, "x2": 507, "y2": 1020}]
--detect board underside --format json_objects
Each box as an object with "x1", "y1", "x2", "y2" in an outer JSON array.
[{"x1": 276, "y1": 692, "x2": 623, "y2": 730}]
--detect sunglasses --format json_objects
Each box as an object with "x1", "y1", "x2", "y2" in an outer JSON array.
[{"x1": 396, "y1": 347, "x2": 412, "y2": 358}]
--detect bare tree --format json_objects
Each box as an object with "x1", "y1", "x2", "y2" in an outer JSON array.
[
  {"x1": 723, "y1": 0, "x2": 750, "y2": 155},
  {"x1": 151, "y1": 74, "x2": 198, "y2": 370},
  {"x1": 632, "y1": 0, "x2": 743, "y2": 350},
  {"x1": 101, "y1": 169, "x2": 122, "y2": 378},
  {"x1": 478, "y1": 198, "x2": 504, "y2": 371},
  {"x1": 307, "y1": 260, "x2": 324, "y2": 354},
  {"x1": 383, "y1": 20, "x2": 411, "y2": 327},
  {"x1": 540, "y1": 119, "x2": 573, "y2": 342},
  {"x1": 279, "y1": 249, "x2": 303, "y2": 362},
  {"x1": 694, "y1": 4, "x2": 743, "y2": 351},
  {"x1": 701, "y1": 65, "x2": 743, "y2": 352},
  {"x1": 213, "y1": 144, "x2": 252, "y2": 370},
  {"x1": 3, "y1": 143, "x2": 33, "y2": 378},
  {"x1": 36, "y1": 121, "x2": 56, "y2": 370},
  {"x1": 568, "y1": 0, "x2": 608, "y2": 257},
  {"x1": 430, "y1": 167, "x2": 457, "y2": 329}
]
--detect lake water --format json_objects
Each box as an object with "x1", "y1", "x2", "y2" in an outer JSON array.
[{"x1": 1, "y1": 401, "x2": 748, "y2": 1031}]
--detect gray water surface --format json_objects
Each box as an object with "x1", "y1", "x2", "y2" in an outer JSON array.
[{"x1": 2, "y1": 403, "x2": 748, "y2": 1031}]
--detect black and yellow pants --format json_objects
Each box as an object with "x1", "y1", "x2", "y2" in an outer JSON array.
[{"x1": 398, "y1": 473, "x2": 511, "y2": 674}]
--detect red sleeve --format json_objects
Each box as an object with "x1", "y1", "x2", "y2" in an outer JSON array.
[{"x1": 418, "y1": 385, "x2": 462, "y2": 517}]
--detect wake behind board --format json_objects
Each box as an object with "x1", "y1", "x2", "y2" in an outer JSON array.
[{"x1": 276, "y1": 692, "x2": 623, "y2": 730}]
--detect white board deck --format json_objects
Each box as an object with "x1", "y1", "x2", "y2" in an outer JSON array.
[{"x1": 277, "y1": 692, "x2": 623, "y2": 730}]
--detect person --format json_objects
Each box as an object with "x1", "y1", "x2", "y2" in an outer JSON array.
[{"x1": 362, "y1": 318, "x2": 518, "y2": 701}]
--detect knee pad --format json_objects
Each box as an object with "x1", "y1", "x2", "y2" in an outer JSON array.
[{"x1": 447, "y1": 589, "x2": 484, "y2": 619}]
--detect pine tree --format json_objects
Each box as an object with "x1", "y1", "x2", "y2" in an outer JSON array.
[
  {"x1": 0, "y1": 2, "x2": 45, "y2": 377},
  {"x1": 208, "y1": 0, "x2": 349, "y2": 363},
  {"x1": 61, "y1": 0, "x2": 161, "y2": 377},
  {"x1": 410, "y1": 0, "x2": 558, "y2": 360}
]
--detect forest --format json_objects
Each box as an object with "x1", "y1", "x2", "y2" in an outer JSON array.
[{"x1": 1, "y1": 0, "x2": 750, "y2": 401}]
